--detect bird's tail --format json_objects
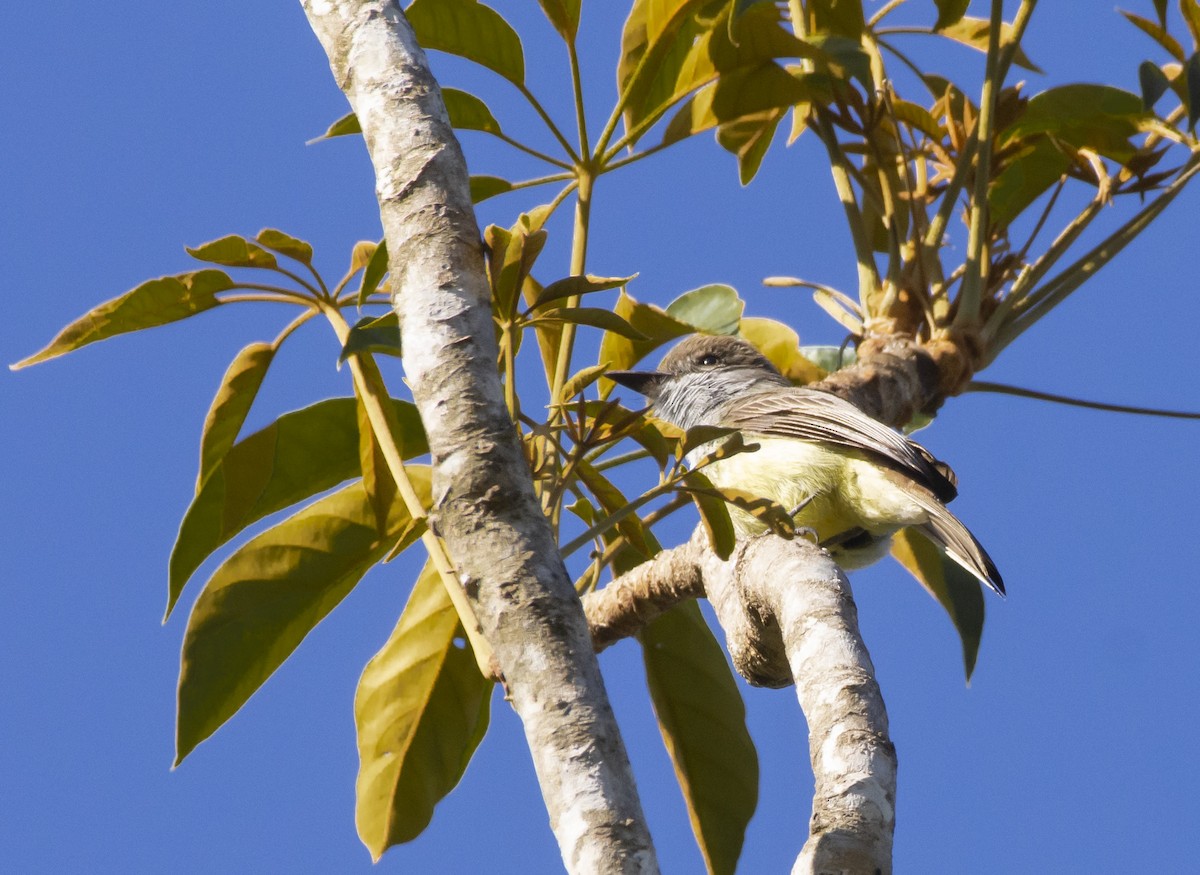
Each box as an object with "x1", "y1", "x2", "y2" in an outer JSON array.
[{"x1": 911, "y1": 492, "x2": 1005, "y2": 597}]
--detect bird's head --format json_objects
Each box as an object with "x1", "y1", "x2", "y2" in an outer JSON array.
[{"x1": 607, "y1": 335, "x2": 787, "y2": 429}]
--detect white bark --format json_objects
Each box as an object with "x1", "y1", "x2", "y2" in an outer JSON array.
[
  {"x1": 703, "y1": 538, "x2": 895, "y2": 875},
  {"x1": 298, "y1": 3, "x2": 657, "y2": 871},
  {"x1": 585, "y1": 533, "x2": 896, "y2": 873}
]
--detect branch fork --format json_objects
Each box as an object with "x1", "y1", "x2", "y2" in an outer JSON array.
[{"x1": 585, "y1": 530, "x2": 897, "y2": 874}]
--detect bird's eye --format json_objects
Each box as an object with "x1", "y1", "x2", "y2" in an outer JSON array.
[{"x1": 698, "y1": 353, "x2": 719, "y2": 366}]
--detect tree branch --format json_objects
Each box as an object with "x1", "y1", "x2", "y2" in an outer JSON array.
[
  {"x1": 709, "y1": 539, "x2": 895, "y2": 875},
  {"x1": 299, "y1": 3, "x2": 657, "y2": 871},
  {"x1": 583, "y1": 533, "x2": 707, "y2": 652},
  {"x1": 818, "y1": 333, "x2": 953, "y2": 423},
  {"x1": 585, "y1": 532, "x2": 896, "y2": 873}
]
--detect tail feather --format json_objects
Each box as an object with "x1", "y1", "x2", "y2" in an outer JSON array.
[{"x1": 914, "y1": 499, "x2": 1005, "y2": 597}]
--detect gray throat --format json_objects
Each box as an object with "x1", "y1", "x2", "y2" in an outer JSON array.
[{"x1": 652, "y1": 367, "x2": 788, "y2": 431}]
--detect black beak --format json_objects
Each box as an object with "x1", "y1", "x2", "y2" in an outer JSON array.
[{"x1": 606, "y1": 369, "x2": 667, "y2": 401}]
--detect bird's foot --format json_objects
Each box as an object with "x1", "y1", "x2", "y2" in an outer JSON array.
[{"x1": 794, "y1": 526, "x2": 820, "y2": 544}]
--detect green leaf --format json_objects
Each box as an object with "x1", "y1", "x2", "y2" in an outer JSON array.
[
  {"x1": 1001, "y1": 84, "x2": 1149, "y2": 163},
  {"x1": 350, "y1": 241, "x2": 378, "y2": 276},
  {"x1": 642, "y1": 602, "x2": 758, "y2": 875},
  {"x1": 681, "y1": 470, "x2": 737, "y2": 560},
  {"x1": 353, "y1": 350, "x2": 416, "y2": 537},
  {"x1": 469, "y1": 175, "x2": 514, "y2": 203},
  {"x1": 186, "y1": 235, "x2": 278, "y2": 269},
  {"x1": 485, "y1": 221, "x2": 548, "y2": 319},
  {"x1": 806, "y1": 33, "x2": 873, "y2": 88},
  {"x1": 666, "y1": 284, "x2": 744, "y2": 335},
  {"x1": 1155, "y1": 0, "x2": 1169, "y2": 27},
  {"x1": 619, "y1": 409, "x2": 674, "y2": 468},
  {"x1": 989, "y1": 136, "x2": 1071, "y2": 229},
  {"x1": 933, "y1": 0, "x2": 970, "y2": 31},
  {"x1": 730, "y1": 0, "x2": 772, "y2": 27},
  {"x1": 197, "y1": 341, "x2": 276, "y2": 492},
  {"x1": 1120, "y1": 11, "x2": 1187, "y2": 62},
  {"x1": 680, "y1": 424, "x2": 739, "y2": 458},
  {"x1": 357, "y1": 392, "x2": 400, "y2": 535},
  {"x1": 787, "y1": 101, "x2": 811, "y2": 144},
  {"x1": 891, "y1": 527, "x2": 985, "y2": 681},
  {"x1": 1182, "y1": 0, "x2": 1200, "y2": 47},
  {"x1": 1139, "y1": 60, "x2": 1172, "y2": 110},
  {"x1": 355, "y1": 561, "x2": 492, "y2": 859},
  {"x1": 683, "y1": 481, "x2": 796, "y2": 541},
  {"x1": 636, "y1": 0, "x2": 832, "y2": 143},
  {"x1": 537, "y1": 0, "x2": 581, "y2": 41},
  {"x1": 11, "y1": 270, "x2": 231, "y2": 369},
  {"x1": 797, "y1": 344, "x2": 856, "y2": 374},
  {"x1": 1137, "y1": 60, "x2": 1166, "y2": 111},
  {"x1": 576, "y1": 459, "x2": 661, "y2": 559},
  {"x1": 717, "y1": 109, "x2": 783, "y2": 184},
  {"x1": 531, "y1": 274, "x2": 636, "y2": 309},
  {"x1": 406, "y1": 0, "x2": 525, "y2": 86},
  {"x1": 531, "y1": 307, "x2": 650, "y2": 341},
  {"x1": 518, "y1": 277, "x2": 564, "y2": 381},
  {"x1": 661, "y1": 67, "x2": 830, "y2": 147},
  {"x1": 646, "y1": 3, "x2": 820, "y2": 127},
  {"x1": 340, "y1": 313, "x2": 402, "y2": 365},
  {"x1": 1188, "y1": 51, "x2": 1200, "y2": 129},
  {"x1": 596, "y1": 290, "x2": 694, "y2": 382},
  {"x1": 890, "y1": 99, "x2": 945, "y2": 139},
  {"x1": 737, "y1": 317, "x2": 826, "y2": 384},
  {"x1": 618, "y1": 0, "x2": 720, "y2": 135},
  {"x1": 442, "y1": 88, "x2": 504, "y2": 135},
  {"x1": 937, "y1": 17, "x2": 1042, "y2": 73},
  {"x1": 255, "y1": 228, "x2": 314, "y2": 265},
  {"x1": 519, "y1": 203, "x2": 557, "y2": 234},
  {"x1": 358, "y1": 239, "x2": 390, "y2": 307},
  {"x1": 312, "y1": 111, "x2": 362, "y2": 141},
  {"x1": 560, "y1": 363, "x2": 614, "y2": 401},
  {"x1": 175, "y1": 477, "x2": 430, "y2": 765},
  {"x1": 805, "y1": 0, "x2": 864, "y2": 38},
  {"x1": 167, "y1": 397, "x2": 427, "y2": 618},
  {"x1": 566, "y1": 496, "x2": 599, "y2": 527}
]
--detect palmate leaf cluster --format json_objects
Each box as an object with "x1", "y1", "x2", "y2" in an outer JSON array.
[{"x1": 13, "y1": 1, "x2": 1200, "y2": 871}]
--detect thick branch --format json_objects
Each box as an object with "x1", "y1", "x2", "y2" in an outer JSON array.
[
  {"x1": 299, "y1": 3, "x2": 657, "y2": 871},
  {"x1": 586, "y1": 534, "x2": 896, "y2": 873},
  {"x1": 583, "y1": 533, "x2": 707, "y2": 652},
  {"x1": 707, "y1": 539, "x2": 895, "y2": 875},
  {"x1": 818, "y1": 333, "x2": 951, "y2": 426}
]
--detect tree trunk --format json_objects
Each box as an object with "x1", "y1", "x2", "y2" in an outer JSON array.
[{"x1": 299, "y1": 3, "x2": 657, "y2": 871}]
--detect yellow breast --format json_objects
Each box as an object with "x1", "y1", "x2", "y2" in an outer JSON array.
[{"x1": 697, "y1": 436, "x2": 929, "y2": 543}]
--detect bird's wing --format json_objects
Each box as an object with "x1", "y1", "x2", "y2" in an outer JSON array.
[{"x1": 721, "y1": 387, "x2": 959, "y2": 502}]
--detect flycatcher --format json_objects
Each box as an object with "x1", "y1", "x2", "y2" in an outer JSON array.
[{"x1": 608, "y1": 334, "x2": 1004, "y2": 596}]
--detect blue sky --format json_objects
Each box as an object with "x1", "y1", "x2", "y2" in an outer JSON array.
[{"x1": 5, "y1": 2, "x2": 1200, "y2": 873}]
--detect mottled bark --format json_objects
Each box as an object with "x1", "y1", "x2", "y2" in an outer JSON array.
[
  {"x1": 818, "y1": 332, "x2": 970, "y2": 425},
  {"x1": 706, "y1": 539, "x2": 895, "y2": 875},
  {"x1": 298, "y1": 3, "x2": 657, "y2": 871},
  {"x1": 585, "y1": 532, "x2": 897, "y2": 873},
  {"x1": 583, "y1": 533, "x2": 707, "y2": 652}
]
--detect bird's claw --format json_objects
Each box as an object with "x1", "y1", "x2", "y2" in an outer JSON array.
[{"x1": 794, "y1": 525, "x2": 820, "y2": 544}]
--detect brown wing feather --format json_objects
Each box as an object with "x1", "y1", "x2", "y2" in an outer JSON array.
[
  {"x1": 911, "y1": 495, "x2": 1005, "y2": 596},
  {"x1": 722, "y1": 387, "x2": 959, "y2": 502}
]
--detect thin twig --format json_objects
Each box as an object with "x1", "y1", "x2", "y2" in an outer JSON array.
[{"x1": 967, "y1": 381, "x2": 1200, "y2": 419}]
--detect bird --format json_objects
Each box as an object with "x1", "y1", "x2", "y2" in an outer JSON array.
[{"x1": 607, "y1": 334, "x2": 1004, "y2": 596}]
